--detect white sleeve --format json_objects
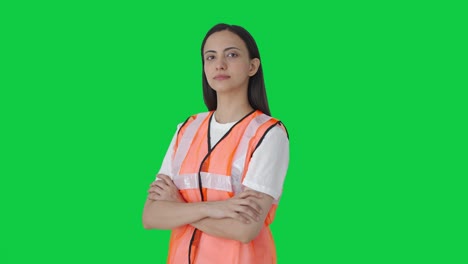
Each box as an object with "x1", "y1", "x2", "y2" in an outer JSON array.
[
  {"x1": 242, "y1": 125, "x2": 289, "y2": 200},
  {"x1": 156, "y1": 124, "x2": 182, "y2": 180}
]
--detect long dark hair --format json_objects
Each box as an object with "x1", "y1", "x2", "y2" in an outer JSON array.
[{"x1": 201, "y1": 23, "x2": 271, "y2": 116}]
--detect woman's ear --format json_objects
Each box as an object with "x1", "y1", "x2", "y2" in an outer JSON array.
[{"x1": 248, "y1": 58, "x2": 261, "y2": 76}]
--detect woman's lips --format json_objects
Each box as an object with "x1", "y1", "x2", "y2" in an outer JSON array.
[{"x1": 214, "y1": 75, "x2": 230, "y2": 80}]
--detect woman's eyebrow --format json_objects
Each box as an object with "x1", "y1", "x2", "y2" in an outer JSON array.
[{"x1": 204, "y1": 47, "x2": 241, "y2": 55}]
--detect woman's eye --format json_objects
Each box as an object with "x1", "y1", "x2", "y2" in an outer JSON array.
[
  {"x1": 227, "y1": 53, "x2": 238, "y2": 58},
  {"x1": 206, "y1": 55, "x2": 215, "y2": 61}
]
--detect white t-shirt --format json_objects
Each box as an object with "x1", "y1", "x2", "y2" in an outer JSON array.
[{"x1": 158, "y1": 113, "x2": 289, "y2": 200}]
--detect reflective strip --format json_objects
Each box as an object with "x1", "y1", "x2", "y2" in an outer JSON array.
[
  {"x1": 174, "y1": 172, "x2": 280, "y2": 203},
  {"x1": 171, "y1": 112, "x2": 209, "y2": 177},
  {"x1": 174, "y1": 172, "x2": 232, "y2": 192},
  {"x1": 231, "y1": 114, "x2": 272, "y2": 194}
]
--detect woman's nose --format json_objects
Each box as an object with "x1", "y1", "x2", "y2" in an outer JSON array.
[{"x1": 216, "y1": 59, "x2": 226, "y2": 70}]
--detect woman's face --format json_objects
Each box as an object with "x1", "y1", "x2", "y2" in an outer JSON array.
[{"x1": 203, "y1": 30, "x2": 259, "y2": 94}]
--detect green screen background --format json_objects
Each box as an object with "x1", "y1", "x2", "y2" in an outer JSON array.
[{"x1": 1, "y1": 1, "x2": 466, "y2": 263}]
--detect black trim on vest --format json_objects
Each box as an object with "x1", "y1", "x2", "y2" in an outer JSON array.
[
  {"x1": 209, "y1": 109, "x2": 255, "y2": 151},
  {"x1": 279, "y1": 121, "x2": 290, "y2": 139},
  {"x1": 188, "y1": 109, "x2": 256, "y2": 264},
  {"x1": 207, "y1": 113, "x2": 213, "y2": 151},
  {"x1": 188, "y1": 231, "x2": 196, "y2": 264},
  {"x1": 197, "y1": 110, "x2": 255, "y2": 201},
  {"x1": 177, "y1": 115, "x2": 192, "y2": 136},
  {"x1": 250, "y1": 121, "x2": 289, "y2": 159}
]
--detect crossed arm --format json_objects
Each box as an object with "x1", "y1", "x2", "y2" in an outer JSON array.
[{"x1": 142, "y1": 174, "x2": 274, "y2": 243}]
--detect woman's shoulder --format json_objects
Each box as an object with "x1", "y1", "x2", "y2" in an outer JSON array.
[
  {"x1": 259, "y1": 112, "x2": 289, "y2": 140},
  {"x1": 175, "y1": 111, "x2": 212, "y2": 130},
  {"x1": 266, "y1": 123, "x2": 289, "y2": 142},
  {"x1": 190, "y1": 111, "x2": 212, "y2": 118}
]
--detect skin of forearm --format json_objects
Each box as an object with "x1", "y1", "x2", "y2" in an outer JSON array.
[
  {"x1": 191, "y1": 217, "x2": 261, "y2": 243},
  {"x1": 191, "y1": 189, "x2": 273, "y2": 243},
  {"x1": 143, "y1": 199, "x2": 208, "y2": 230},
  {"x1": 143, "y1": 177, "x2": 273, "y2": 243}
]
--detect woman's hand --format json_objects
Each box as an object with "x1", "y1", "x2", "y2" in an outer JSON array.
[
  {"x1": 147, "y1": 174, "x2": 186, "y2": 203},
  {"x1": 205, "y1": 190, "x2": 264, "y2": 224}
]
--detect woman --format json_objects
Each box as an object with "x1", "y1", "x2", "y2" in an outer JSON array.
[{"x1": 143, "y1": 23, "x2": 289, "y2": 264}]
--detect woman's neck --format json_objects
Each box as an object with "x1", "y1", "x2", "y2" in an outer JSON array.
[{"x1": 215, "y1": 92, "x2": 253, "y2": 124}]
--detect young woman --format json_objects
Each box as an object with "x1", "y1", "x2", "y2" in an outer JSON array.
[{"x1": 143, "y1": 23, "x2": 290, "y2": 264}]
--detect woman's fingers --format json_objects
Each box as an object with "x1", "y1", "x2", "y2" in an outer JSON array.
[
  {"x1": 230, "y1": 205, "x2": 257, "y2": 223},
  {"x1": 147, "y1": 176, "x2": 179, "y2": 202},
  {"x1": 238, "y1": 212, "x2": 255, "y2": 224},
  {"x1": 157, "y1": 174, "x2": 172, "y2": 186},
  {"x1": 237, "y1": 189, "x2": 263, "y2": 199},
  {"x1": 148, "y1": 192, "x2": 160, "y2": 201},
  {"x1": 242, "y1": 197, "x2": 263, "y2": 214},
  {"x1": 236, "y1": 204, "x2": 260, "y2": 221},
  {"x1": 233, "y1": 212, "x2": 251, "y2": 224},
  {"x1": 148, "y1": 186, "x2": 161, "y2": 194},
  {"x1": 206, "y1": 199, "x2": 260, "y2": 224},
  {"x1": 223, "y1": 198, "x2": 262, "y2": 222},
  {"x1": 218, "y1": 204, "x2": 252, "y2": 224},
  {"x1": 233, "y1": 190, "x2": 264, "y2": 222},
  {"x1": 148, "y1": 182, "x2": 166, "y2": 193},
  {"x1": 165, "y1": 178, "x2": 178, "y2": 189},
  {"x1": 148, "y1": 180, "x2": 165, "y2": 200},
  {"x1": 234, "y1": 197, "x2": 262, "y2": 214},
  {"x1": 150, "y1": 180, "x2": 162, "y2": 187},
  {"x1": 147, "y1": 177, "x2": 185, "y2": 203}
]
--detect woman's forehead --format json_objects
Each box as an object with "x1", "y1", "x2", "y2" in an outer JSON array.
[{"x1": 204, "y1": 30, "x2": 246, "y2": 52}]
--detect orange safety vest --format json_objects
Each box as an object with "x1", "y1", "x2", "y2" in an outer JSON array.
[{"x1": 167, "y1": 110, "x2": 287, "y2": 264}]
